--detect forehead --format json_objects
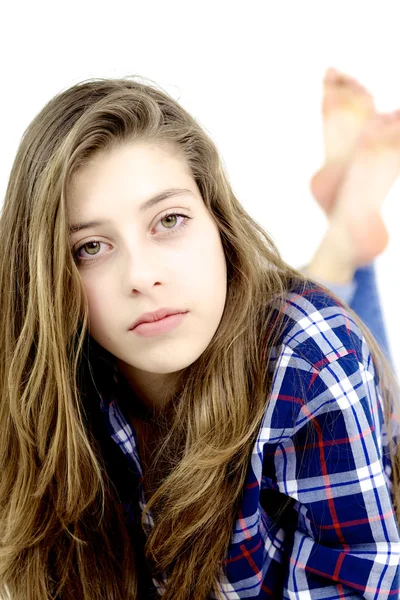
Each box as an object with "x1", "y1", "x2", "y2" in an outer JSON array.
[
  {"x1": 67, "y1": 141, "x2": 194, "y2": 204},
  {"x1": 66, "y1": 141, "x2": 199, "y2": 223}
]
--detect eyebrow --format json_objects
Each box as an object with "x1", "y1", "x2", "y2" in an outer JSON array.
[{"x1": 69, "y1": 188, "x2": 195, "y2": 235}]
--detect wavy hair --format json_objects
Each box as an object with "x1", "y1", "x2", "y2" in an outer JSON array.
[{"x1": 0, "y1": 76, "x2": 399, "y2": 599}]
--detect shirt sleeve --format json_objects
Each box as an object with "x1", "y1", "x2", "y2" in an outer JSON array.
[{"x1": 277, "y1": 351, "x2": 400, "y2": 599}]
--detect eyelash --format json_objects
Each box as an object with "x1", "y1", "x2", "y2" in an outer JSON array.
[{"x1": 73, "y1": 212, "x2": 191, "y2": 265}]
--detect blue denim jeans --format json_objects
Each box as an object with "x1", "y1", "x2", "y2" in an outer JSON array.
[{"x1": 316, "y1": 263, "x2": 393, "y2": 365}]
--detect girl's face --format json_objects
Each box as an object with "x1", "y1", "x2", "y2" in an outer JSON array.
[{"x1": 67, "y1": 141, "x2": 227, "y2": 394}]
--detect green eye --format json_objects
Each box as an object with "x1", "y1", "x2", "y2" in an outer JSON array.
[{"x1": 73, "y1": 212, "x2": 192, "y2": 265}]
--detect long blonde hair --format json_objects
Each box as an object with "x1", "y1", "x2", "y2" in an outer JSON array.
[{"x1": 0, "y1": 76, "x2": 399, "y2": 600}]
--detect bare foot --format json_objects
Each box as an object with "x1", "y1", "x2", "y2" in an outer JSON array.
[
  {"x1": 327, "y1": 110, "x2": 400, "y2": 266},
  {"x1": 310, "y1": 67, "x2": 375, "y2": 214}
]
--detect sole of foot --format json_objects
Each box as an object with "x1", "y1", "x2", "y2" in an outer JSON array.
[
  {"x1": 329, "y1": 110, "x2": 400, "y2": 266},
  {"x1": 310, "y1": 67, "x2": 375, "y2": 215}
]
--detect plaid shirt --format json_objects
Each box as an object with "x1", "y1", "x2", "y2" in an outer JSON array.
[{"x1": 97, "y1": 281, "x2": 400, "y2": 598}]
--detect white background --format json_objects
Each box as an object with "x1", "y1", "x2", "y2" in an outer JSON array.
[{"x1": 1, "y1": 0, "x2": 399, "y2": 373}]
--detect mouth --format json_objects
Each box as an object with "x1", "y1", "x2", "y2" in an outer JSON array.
[
  {"x1": 130, "y1": 311, "x2": 189, "y2": 337},
  {"x1": 129, "y1": 309, "x2": 188, "y2": 331}
]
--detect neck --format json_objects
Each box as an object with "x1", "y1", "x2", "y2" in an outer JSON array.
[{"x1": 116, "y1": 361, "x2": 181, "y2": 416}]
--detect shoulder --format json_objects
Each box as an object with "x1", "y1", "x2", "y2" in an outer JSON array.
[
  {"x1": 259, "y1": 277, "x2": 382, "y2": 441},
  {"x1": 256, "y1": 279, "x2": 394, "y2": 504},
  {"x1": 269, "y1": 277, "x2": 370, "y2": 372}
]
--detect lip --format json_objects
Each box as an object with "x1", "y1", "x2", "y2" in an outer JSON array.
[
  {"x1": 129, "y1": 308, "x2": 188, "y2": 330},
  {"x1": 132, "y1": 312, "x2": 188, "y2": 337}
]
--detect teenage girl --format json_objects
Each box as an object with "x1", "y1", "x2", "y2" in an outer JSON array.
[{"x1": 0, "y1": 73, "x2": 398, "y2": 600}]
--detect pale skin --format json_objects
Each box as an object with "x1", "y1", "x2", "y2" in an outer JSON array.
[
  {"x1": 67, "y1": 141, "x2": 227, "y2": 459},
  {"x1": 306, "y1": 67, "x2": 400, "y2": 284}
]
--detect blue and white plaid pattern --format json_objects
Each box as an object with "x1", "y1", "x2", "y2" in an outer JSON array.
[{"x1": 99, "y1": 282, "x2": 400, "y2": 598}]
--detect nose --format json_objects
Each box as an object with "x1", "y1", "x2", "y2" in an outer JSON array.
[{"x1": 121, "y1": 239, "x2": 164, "y2": 295}]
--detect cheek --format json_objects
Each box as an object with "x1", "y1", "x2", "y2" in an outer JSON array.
[
  {"x1": 82, "y1": 279, "x2": 114, "y2": 327},
  {"x1": 190, "y1": 218, "x2": 225, "y2": 265},
  {"x1": 187, "y1": 234, "x2": 227, "y2": 290}
]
